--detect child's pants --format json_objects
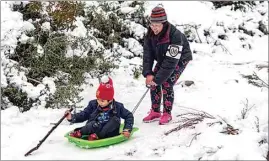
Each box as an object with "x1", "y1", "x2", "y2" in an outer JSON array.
[
  {"x1": 79, "y1": 116, "x2": 121, "y2": 139},
  {"x1": 150, "y1": 61, "x2": 189, "y2": 114}
]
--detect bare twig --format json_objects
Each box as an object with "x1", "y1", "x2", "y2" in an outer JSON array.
[
  {"x1": 253, "y1": 71, "x2": 269, "y2": 88},
  {"x1": 233, "y1": 61, "x2": 253, "y2": 65},
  {"x1": 27, "y1": 78, "x2": 43, "y2": 84},
  {"x1": 241, "y1": 72, "x2": 268, "y2": 88},
  {"x1": 194, "y1": 26, "x2": 202, "y2": 43},
  {"x1": 220, "y1": 127, "x2": 239, "y2": 135},
  {"x1": 207, "y1": 121, "x2": 222, "y2": 127},
  {"x1": 177, "y1": 112, "x2": 214, "y2": 119},
  {"x1": 187, "y1": 132, "x2": 201, "y2": 147},
  {"x1": 177, "y1": 105, "x2": 216, "y2": 119},
  {"x1": 256, "y1": 64, "x2": 269, "y2": 70},
  {"x1": 25, "y1": 108, "x2": 73, "y2": 156},
  {"x1": 212, "y1": 37, "x2": 232, "y2": 55},
  {"x1": 164, "y1": 117, "x2": 204, "y2": 136},
  {"x1": 217, "y1": 115, "x2": 239, "y2": 135},
  {"x1": 240, "y1": 98, "x2": 255, "y2": 119},
  {"x1": 203, "y1": 26, "x2": 232, "y2": 55},
  {"x1": 255, "y1": 116, "x2": 260, "y2": 133},
  {"x1": 175, "y1": 24, "x2": 198, "y2": 28},
  {"x1": 172, "y1": 116, "x2": 199, "y2": 124},
  {"x1": 175, "y1": 24, "x2": 203, "y2": 43},
  {"x1": 217, "y1": 115, "x2": 229, "y2": 125}
]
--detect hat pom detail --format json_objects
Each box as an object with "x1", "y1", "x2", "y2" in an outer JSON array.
[{"x1": 101, "y1": 75, "x2": 109, "y2": 84}]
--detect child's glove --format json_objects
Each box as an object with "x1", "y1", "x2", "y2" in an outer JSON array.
[
  {"x1": 65, "y1": 110, "x2": 72, "y2": 121},
  {"x1": 122, "y1": 129, "x2": 131, "y2": 138}
]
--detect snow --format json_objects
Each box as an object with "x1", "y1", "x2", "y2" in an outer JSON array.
[
  {"x1": 18, "y1": 33, "x2": 31, "y2": 44},
  {"x1": 120, "y1": 7, "x2": 136, "y2": 14},
  {"x1": 67, "y1": 17, "x2": 87, "y2": 38},
  {"x1": 1, "y1": 1, "x2": 268, "y2": 160},
  {"x1": 1, "y1": 63, "x2": 8, "y2": 87},
  {"x1": 37, "y1": 44, "x2": 44, "y2": 55},
  {"x1": 126, "y1": 21, "x2": 147, "y2": 40},
  {"x1": 41, "y1": 22, "x2": 51, "y2": 31},
  {"x1": 22, "y1": 21, "x2": 35, "y2": 32},
  {"x1": 123, "y1": 38, "x2": 143, "y2": 56}
]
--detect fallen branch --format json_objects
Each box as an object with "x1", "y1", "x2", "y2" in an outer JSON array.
[
  {"x1": 253, "y1": 71, "x2": 268, "y2": 88},
  {"x1": 25, "y1": 108, "x2": 73, "y2": 157},
  {"x1": 176, "y1": 106, "x2": 216, "y2": 119},
  {"x1": 233, "y1": 61, "x2": 253, "y2": 65},
  {"x1": 177, "y1": 112, "x2": 215, "y2": 119},
  {"x1": 167, "y1": 106, "x2": 217, "y2": 134},
  {"x1": 217, "y1": 115, "x2": 239, "y2": 135},
  {"x1": 220, "y1": 127, "x2": 239, "y2": 135},
  {"x1": 27, "y1": 78, "x2": 43, "y2": 85},
  {"x1": 256, "y1": 64, "x2": 268, "y2": 70},
  {"x1": 217, "y1": 115, "x2": 231, "y2": 127},
  {"x1": 187, "y1": 132, "x2": 201, "y2": 147},
  {"x1": 164, "y1": 117, "x2": 204, "y2": 136},
  {"x1": 241, "y1": 72, "x2": 268, "y2": 88},
  {"x1": 207, "y1": 121, "x2": 223, "y2": 127}
]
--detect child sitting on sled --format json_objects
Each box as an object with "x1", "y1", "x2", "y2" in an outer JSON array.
[{"x1": 65, "y1": 76, "x2": 134, "y2": 141}]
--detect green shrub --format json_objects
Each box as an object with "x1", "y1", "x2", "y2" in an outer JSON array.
[
  {"x1": 133, "y1": 66, "x2": 142, "y2": 79},
  {"x1": 46, "y1": 1, "x2": 85, "y2": 31},
  {"x1": 5, "y1": 1, "x2": 146, "y2": 112},
  {"x1": 1, "y1": 85, "x2": 36, "y2": 112},
  {"x1": 12, "y1": 1, "x2": 42, "y2": 21},
  {"x1": 45, "y1": 84, "x2": 83, "y2": 109}
]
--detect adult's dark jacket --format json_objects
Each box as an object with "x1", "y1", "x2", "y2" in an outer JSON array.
[
  {"x1": 142, "y1": 22, "x2": 193, "y2": 85},
  {"x1": 68, "y1": 99, "x2": 134, "y2": 132}
]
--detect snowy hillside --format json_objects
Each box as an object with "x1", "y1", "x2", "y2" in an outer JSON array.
[{"x1": 1, "y1": 1, "x2": 268, "y2": 160}]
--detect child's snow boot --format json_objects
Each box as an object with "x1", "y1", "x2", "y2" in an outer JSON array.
[
  {"x1": 70, "y1": 130, "x2": 82, "y2": 138},
  {"x1": 88, "y1": 133, "x2": 98, "y2": 141}
]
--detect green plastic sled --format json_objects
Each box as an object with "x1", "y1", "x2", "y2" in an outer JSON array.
[{"x1": 64, "y1": 124, "x2": 139, "y2": 149}]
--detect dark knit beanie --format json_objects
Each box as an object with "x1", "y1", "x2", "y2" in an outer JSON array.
[{"x1": 150, "y1": 6, "x2": 167, "y2": 23}]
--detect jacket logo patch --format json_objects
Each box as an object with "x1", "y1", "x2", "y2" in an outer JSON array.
[{"x1": 166, "y1": 44, "x2": 183, "y2": 59}]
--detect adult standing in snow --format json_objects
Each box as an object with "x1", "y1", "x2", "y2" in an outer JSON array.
[{"x1": 142, "y1": 6, "x2": 192, "y2": 125}]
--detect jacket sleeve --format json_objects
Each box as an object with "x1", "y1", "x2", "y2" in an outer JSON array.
[
  {"x1": 180, "y1": 33, "x2": 192, "y2": 61},
  {"x1": 68, "y1": 101, "x2": 94, "y2": 123},
  {"x1": 119, "y1": 104, "x2": 134, "y2": 132},
  {"x1": 142, "y1": 36, "x2": 154, "y2": 77},
  {"x1": 153, "y1": 32, "x2": 190, "y2": 85}
]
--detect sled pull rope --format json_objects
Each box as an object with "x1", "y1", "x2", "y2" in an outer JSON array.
[{"x1": 131, "y1": 86, "x2": 150, "y2": 114}]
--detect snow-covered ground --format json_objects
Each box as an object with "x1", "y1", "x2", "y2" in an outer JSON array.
[{"x1": 1, "y1": 1, "x2": 268, "y2": 160}]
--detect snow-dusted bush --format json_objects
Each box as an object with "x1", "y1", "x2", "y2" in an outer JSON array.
[
  {"x1": 211, "y1": 1, "x2": 257, "y2": 12},
  {"x1": 1, "y1": 85, "x2": 35, "y2": 112},
  {"x1": 82, "y1": 1, "x2": 147, "y2": 49},
  {"x1": 2, "y1": 1, "x2": 148, "y2": 112}
]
